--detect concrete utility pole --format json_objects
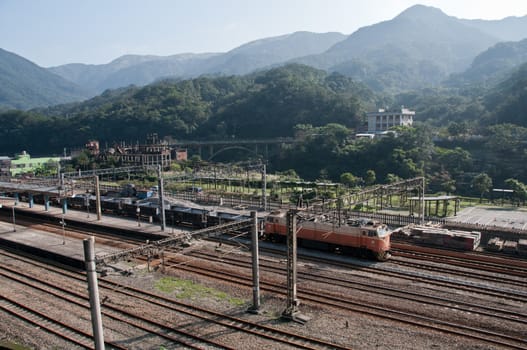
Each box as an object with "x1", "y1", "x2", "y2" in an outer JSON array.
[
  {"x1": 11, "y1": 201, "x2": 16, "y2": 232},
  {"x1": 95, "y1": 175, "x2": 102, "y2": 221},
  {"x1": 158, "y1": 165, "x2": 166, "y2": 231},
  {"x1": 261, "y1": 164, "x2": 267, "y2": 211},
  {"x1": 248, "y1": 211, "x2": 260, "y2": 314},
  {"x1": 60, "y1": 173, "x2": 65, "y2": 196},
  {"x1": 281, "y1": 210, "x2": 309, "y2": 324},
  {"x1": 60, "y1": 213, "x2": 66, "y2": 245},
  {"x1": 421, "y1": 177, "x2": 425, "y2": 225},
  {"x1": 83, "y1": 237, "x2": 105, "y2": 350}
]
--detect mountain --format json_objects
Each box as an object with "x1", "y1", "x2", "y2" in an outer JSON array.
[
  {"x1": 484, "y1": 61, "x2": 527, "y2": 126},
  {"x1": 294, "y1": 5, "x2": 501, "y2": 92},
  {"x1": 0, "y1": 64, "x2": 373, "y2": 155},
  {"x1": 200, "y1": 31, "x2": 346, "y2": 75},
  {"x1": 461, "y1": 15, "x2": 527, "y2": 42},
  {"x1": 448, "y1": 38, "x2": 527, "y2": 85},
  {"x1": 49, "y1": 31, "x2": 346, "y2": 95},
  {"x1": 6, "y1": 5, "x2": 527, "y2": 107},
  {"x1": 48, "y1": 53, "x2": 219, "y2": 94},
  {"x1": 0, "y1": 48, "x2": 89, "y2": 110}
]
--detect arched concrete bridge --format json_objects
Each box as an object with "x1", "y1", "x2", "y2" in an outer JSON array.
[{"x1": 170, "y1": 138, "x2": 298, "y2": 161}]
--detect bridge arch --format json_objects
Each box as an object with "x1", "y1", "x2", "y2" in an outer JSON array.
[{"x1": 207, "y1": 146, "x2": 261, "y2": 161}]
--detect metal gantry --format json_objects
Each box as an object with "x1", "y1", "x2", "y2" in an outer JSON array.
[
  {"x1": 164, "y1": 161, "x2": 268, "y2": 210},
  {"x1": 95, "y1": 219, "x2": 253, "y2": 266},
  {"x1": 308, "y1": 177, "x2": 426, "y2": 223},
  {"x1": 281, "y1": 209, "x2": 309, "y2": 324}
]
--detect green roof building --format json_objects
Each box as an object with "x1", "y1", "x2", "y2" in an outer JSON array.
[{"x1": 10, "y1": 151, "x2": 60, "y2": 177}]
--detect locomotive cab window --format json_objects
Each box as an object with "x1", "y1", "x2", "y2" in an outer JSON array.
[{"x1": 362, "y1": 230, "x2": 367, "y2": 236}]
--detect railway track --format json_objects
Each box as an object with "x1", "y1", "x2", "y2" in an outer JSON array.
[
  {"x1": 96, "y1": 278, "x2": 348, "y2": 350},
  {"x1": 158, "y1": 251, "x2": 527, "y2": 349},
  {"x1": 187, "y1": 250, "x2": 527, "y2": 324},
  {"x1": 0, "y1": 250, "x2": 347, "y2": 350},
  {"x1": 208, "y1": 235, "x2": 527, "y2": 303},
  {"x1": 392, "y1": 242, "x2": 527, "y2": 272},
  {"x1": 391, "y1": 249, "x2": 527, "y2": 277},
  {"x1": 389, "y1": 253, "x2": 526, "y2": 287},
  {"x1": 303, "y1": 253, "x2": 527, "y2": 302},
  {"x1": 0, "y1": 294, "x2": 127, "y2": 350},
  {"x1": 0, "y1": 260, "x2": 231, "y2": 349},
  {"x1": 1, "y1": 214, "x2": 526, "y2": 349}
]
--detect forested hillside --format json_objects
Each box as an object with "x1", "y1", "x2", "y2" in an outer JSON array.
[
  {"x1": 0, "y1": 48, "x2": 89, "y2": 109},
  {"x1": 1, "y1": 62, "x2": 527, "y2": 191},
  {"x1": 484, "y1": 62, "x2": 527, "y2": 126},
  {"x1": 0, "y1": 65, "x2": 375, "y2": 154},
  {"x1": 392, "y1": 61, "x2": 527, "y2": 129},
  {"x1": 448, "y1": 39, "x2": 527, "y2": 85}
]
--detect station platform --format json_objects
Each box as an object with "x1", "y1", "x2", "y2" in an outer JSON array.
[
  {"x1": 0, "y1": 220, "x2": 118, "y2": 264},
  {"x1": 0, "y1": 198, "x2": 179, "y2": 268},
  {"x1": 0, "y1": 197, "x2": 174, "y2": 237}
]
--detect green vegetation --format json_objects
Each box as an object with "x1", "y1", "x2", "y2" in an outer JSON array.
[
  {"x1": 0, "y1": 341, "x2": 32, "y2": 350},
  {"x1": 1, "y1": 62, "x2": 527, "y2": 197},
  {"x1": 0, "y1": 48, "x2": 89, "y2": 110},
  {"x1": 0, "y1": 64, "x2": 372, "y2": 155},
  {"x1": 155, "y1": 277, "x2": 245, "y2": 306}
]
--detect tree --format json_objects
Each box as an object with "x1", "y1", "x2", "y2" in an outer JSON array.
[
  {"x1": 318, "y1": 169, "x2": 329, "y2": 182},
  {"x1": 170, "y1": 162, "x2": 182, "y2": 172},
  {"x1": 74, "y1": 151, "x2": 91, "y2": 171},
  {"x1": 485, "y1": 124, "x2": 527, "y2": 154},
  {"x1": 504, "y1": 178, "x2": 527, "y2": 205},
  {"x1": 34, "y1": 159, "x2": 59, "y2": 177},
  {"x1": 447, "y1": 121, "x2": 468, "y2": 136},
  {"x1": 340, "y1": 172, "x2": 360, "y2": 187},
  {"x1": 385, "y1": 173, "x2": 402, "y2": 184},
  {"x1": 365, "y1": 169, "x2": 376, "y2": 186},
  {"x1": 435, "y1": 147, "x2": 472, "y2": 175},
  {"x1": 279, "y1": 169, "x2": 299, "y2": 180},
  {"x1": 441, "y1": 179, "x2": 456, "y2": 195},
  {"x1": 472, "y1": 173, "x2": 492, "y2": 202}
]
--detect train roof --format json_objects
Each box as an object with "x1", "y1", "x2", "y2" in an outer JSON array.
[
  {"x1": 171, "y1": 205, "x2": 209, "y2": 214},
  {"x1": 409, "y1": 225, "x2": 481, "y2": 238}
]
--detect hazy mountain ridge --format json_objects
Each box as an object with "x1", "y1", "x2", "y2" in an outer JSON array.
[
  {"x1": 48, "y1": 53, "x2": 220, "y2": 93},
  {"x1": 3, "y1": 4, "x2": 527, "y2": 109},
  {"x1": 448, "y1": 38, "x2": 527, "y2": 85},
  {"x1": 484, "y1": 61, "x2": 527, "y2": 126},
  {"x1": 48, "y1": 31, "x2": 346, "y2": 94},
  {"x1": 0, "y1": 48, "x2": 90, "y2": 110},
  {"x1": 294, "y1": 5, "x2": 506, "y2": 91},
  {"x1": 460, "y1": 15, "x2": 527, "y2": 41}
]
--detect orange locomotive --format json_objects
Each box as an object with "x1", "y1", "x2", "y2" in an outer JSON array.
[{"x1": 264, "y1": 211, "x2": 391, "y2": 261}]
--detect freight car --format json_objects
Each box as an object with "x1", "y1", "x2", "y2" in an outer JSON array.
[
  {"x1": 486, "y1": 237, "x2": 527, "y2": 256},
  {"x1": 67, "y1": 194, "x2": 252, "y2": 229},
  {"x1": 395, "y1": 224, "x2": 481, "y2": 251},
  {"x1": 207, "y1": 211, "x2": 252, "y2": 226},
  {"x1": 263, "y1": 210, "x2": 391, "y2": 261},
  {"x1": 68, "y1": 194, "x2": 129, "y2": 215},
  {"x1": 169, "y1": 205, "x2": 209, "y2": 228},
  {"x1": 518, "y1": 239, "x2": 527, "y2": 256}
]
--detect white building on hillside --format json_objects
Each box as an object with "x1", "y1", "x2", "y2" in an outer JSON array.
[{"x1": 366, "y1": 107, "x2": 415, "y2": 134}]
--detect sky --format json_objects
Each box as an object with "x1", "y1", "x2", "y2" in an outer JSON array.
[{"x1": 1, "y1": 0, "x2": 527, "y2": 67}]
